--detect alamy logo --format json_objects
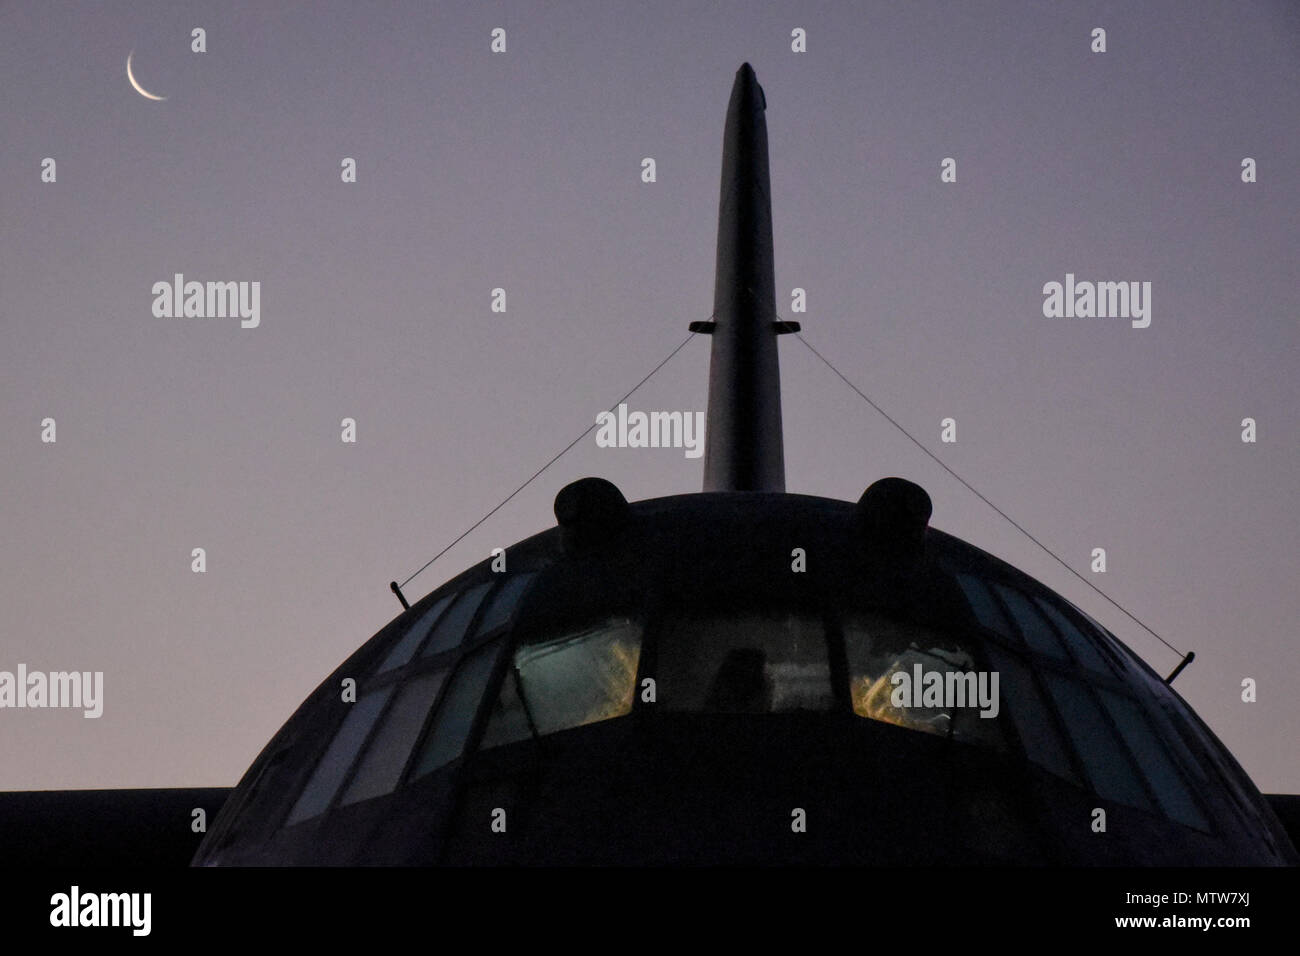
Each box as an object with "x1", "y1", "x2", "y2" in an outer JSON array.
[
  {"x1": 890, "y1": 665, "x2": 1000, "y2": 718},
  {"x1": 1042, "y1": 273, "x2": 1151, "y2": 328},
  {"x1": 50, "y1": 886, "x2": 151, "y2": 936},
  {"x1": 595, "y1": 403, "x2": 705, "y2": 459},
  {"x1": 0, "y1": 665, "x2": 103, "y2": 717},
  {"x1": 151, "y1": 273, "x2": 261, "y2": 328}
]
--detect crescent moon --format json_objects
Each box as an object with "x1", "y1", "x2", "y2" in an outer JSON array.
[{"x1": 126, "y1": 51, "x2": 167, "y2": 101}]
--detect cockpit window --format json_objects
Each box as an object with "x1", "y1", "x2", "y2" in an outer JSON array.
[
  {"x1": 955, "y1": 573, "x2": 1014, "y2": 640},
  {"x1": 274, "y1": 553, "x2": 1221, "y2": 842},
  {"x1": 338, "y1": 669, "x2": 449, "y2": 807},
  {"x1": 410, "y1": 639, "x2": 504, "y2": 777},
  {"x1": 285, "y1": 688, "x2": 393, "y2": 826},
  {"x1": 420, "y1": 583, "x2": 492, "y2": 658},
  {"x1": 1040, "y1": 672, "x2": 1155, "y2": 812},
  {"x1": 982, "y1": 644, "x2": 1079, "y2": 783},
  {"x1": 480, "y1": 617, "x2": 642, "y2": 749},
  {"x1": 472, "y1": 573, "x2": 536, "y2": 639},
  {"x1": 949, "y1": 569, "x2": 1214, "y2": 831},
  {"x1": 656, "y1": 611, "x2": 833, "y2": 713},
  {"x1": 845, "y1": 612, "x2": 1004, "y2": 748},
  {"x1": 376, "y1": 593, "x2": 455, "y2": 674},
  {"x1": 992, "y1": 583, "x2": 1069, "y2": 663},
  {"x1": 1096, "y1": 688, "x2": 1209, "y2": 830},
  {"x1": 1031, "y1": 594, "x2": 1116, "y2": 676}
]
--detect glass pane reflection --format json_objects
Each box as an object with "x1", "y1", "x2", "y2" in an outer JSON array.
[{"x1": 480, "y1": 618, "x2": 642, "y2": 749}]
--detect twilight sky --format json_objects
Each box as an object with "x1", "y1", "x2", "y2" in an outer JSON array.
[{"x1": 2, "y1": 0, "x2": 1297, "y2": 793}]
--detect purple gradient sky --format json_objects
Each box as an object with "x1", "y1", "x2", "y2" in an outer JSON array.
[{"x1": 2, "y1": 0, "x2": 1297, "y2": 792}]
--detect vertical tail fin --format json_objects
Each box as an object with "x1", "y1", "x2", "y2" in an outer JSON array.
[{"x1": 698, "y1": 63, "x2": 789, "y2": 492}]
